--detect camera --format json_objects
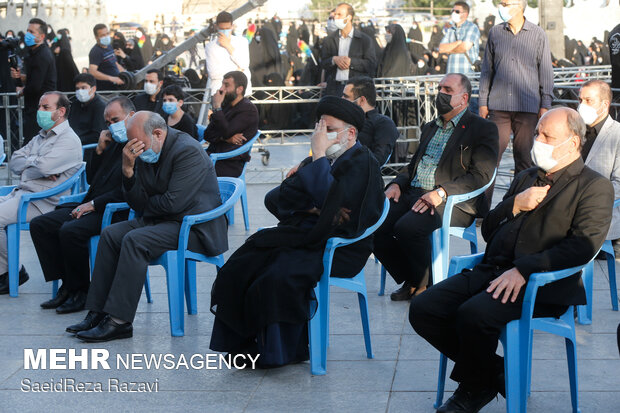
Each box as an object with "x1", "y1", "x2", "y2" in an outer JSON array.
[{"x1": 0, "y1": 37, "x2": 20, "y2": 70}]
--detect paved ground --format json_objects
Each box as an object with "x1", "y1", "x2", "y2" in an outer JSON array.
[{"x1": 0, "y1": 148, "x2": 619, "y2": 412}]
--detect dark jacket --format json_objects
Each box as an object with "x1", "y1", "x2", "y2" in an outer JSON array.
[
  {"x1": 392, "y1": 110, "x2": 499, "y2": 217},
  {"x1": 358, "y1": 109, "x2": 399, "y2": 166},
  {"x1": 320, "y1": 29, "x2": 377, "y2": 85},
  {"x1": 68, "y1": 94, "x2": 107, "y2": 145},
  {"x1": 82, "y1": 141, "x2": 125, "y2": 210},
  {"x1": 122, "y1": 128, "x2": 228, "y2": 256},
  {"x1": 132, "y1": 91, "x2": 163, "y2": 115},
  {"x1": 482, "y1": 158, "x2": 613, "y2": 305},
  {"x1": 23, "y1": 43, "x2": 56, "y2": 113}
]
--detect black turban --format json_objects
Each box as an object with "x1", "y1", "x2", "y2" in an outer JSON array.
[{"x1": 315, "y1": 96, "x2": 365, "y2": 132}]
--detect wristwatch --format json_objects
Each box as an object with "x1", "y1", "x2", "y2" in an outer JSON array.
[
  {"x1": 435, "y1": 187, "x2": 447, "y2": 203},
  {"x1": 90, "y1": 200, "x2": 95, "y2": 210}
]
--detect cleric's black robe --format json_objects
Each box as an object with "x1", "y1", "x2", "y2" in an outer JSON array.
[{"x1": 210, "y1": 143, "x2": 385, "y2": 365}]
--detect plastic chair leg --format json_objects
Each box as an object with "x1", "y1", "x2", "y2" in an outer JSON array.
[
  {"x1": 379, "y1": 265, "x2": 386, "y2": 296},
  {"x1": 605, "y1": 252, "x2": 619, "y2": 311},
  {"x1": 434, "y1": 353, "x2": 448, "y2": 409},
  {"x1": 356, "y1": 289, "x2": 373, "y2": 359},
  {"x1": 226, "y1": 207, "x2": 235, "y2": 226},
  {"x1": 185, "y1": 260, "x2": 197, "y2": 315},
  {"x1": 565, "y1": 336, "x2": 581, "y2": 413},
  {"x1": 577, "y1": 262, "x2": 593, "y2": 325},
  {"x1": 502, "y1": 323, "x2": 526, "y2": 413},
  {"x1": 144, "y1": 270, "x2": 153, "y2": 304},
  {"x1": 88, "y1": 236, "x2": 99, "y2": 277},
  {"x1": 162, "y1": 253, "x2": 185, "y2": 337},
  {"x1": 241, "y1": 188, "x2": 249, "y2": 231},
  {"x1": 6, "y1": 224, "x2": 20, "y2": 297},
  {"x1": 52, "y1": 280, "x2": 58, "y2": 298},
  {"x1": 309, "y1": 277, "x2": 329, "y2": 375}
]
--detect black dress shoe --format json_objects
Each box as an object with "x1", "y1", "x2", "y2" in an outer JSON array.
[
  {"x1": 56, "y1": 290, "x2": 87, "y2": 314},
  {"x1": 66, "y1": 311, "x2": 105, "y2": 334},
  {"x1": 40, "y1": 285, "x2": 70, "y2": 309},
  {"x1": 76, "y1": 315, "x2": 133, "y2": 343},
  {"x1": 390, "y1": 282, "x2": 414, "y2": 301},
  {"x1": 0, "y1": 266, "x2": 29, "y2": 295},
  {"x1": 437, "y1": 384, "x2": 498, "y2": 413}
]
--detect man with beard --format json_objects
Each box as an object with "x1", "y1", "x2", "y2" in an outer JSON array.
[{"x1": 205, "y1": 71, "x2": 259, "y2": 177}]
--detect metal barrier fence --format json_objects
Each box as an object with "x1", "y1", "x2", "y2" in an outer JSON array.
[{"x1": 1, "y1": 65, "x2": 616, "y2": 185}]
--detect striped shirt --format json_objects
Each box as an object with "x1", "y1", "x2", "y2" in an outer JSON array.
[
  {"x1": 412, "y1": 110, "x2": 467, "y2": 190},
  {"x1": 440, "y1": 20, "x2": 480, "y2": 74},
  {"x1": 478, "y1": 19, "x2": 554, "y2": 113}
]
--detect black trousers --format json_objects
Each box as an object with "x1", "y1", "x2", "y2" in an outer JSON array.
[
  {"x1": 85, "y1": 218, "x2": 203, "y2": 323},
  {"x1": 409, "y1": 265, "x2": 567, "y2": 389},
  {"x1": 30, "y1": 207, "x2": 103, "y2": 292},
  {"x1": 372, "y1": 187, "x2": 473, "y2": 289}
]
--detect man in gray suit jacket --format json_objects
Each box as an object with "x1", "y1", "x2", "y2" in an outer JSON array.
[
  {"x1": 67, "y1": 111, "x2": 228, "y2": 342},
  {"x1": 0, "y1": 91, "x2": 83, "y2": 294},
  {"x1": 578, "y1": 80, "x2": 620, "y2": 245}
]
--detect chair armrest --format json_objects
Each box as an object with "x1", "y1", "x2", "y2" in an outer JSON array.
[
  {"x1": 614, "y1": 198, "x2": 620, "y2": 208},
  {"x1": 325, "y1": 198, "x2": 391, "y2": 251},
  {"x1": 209, "y1": 131, "x2": 261, "y2": 163},
  {"x1": 101, "y1": 202, "x2": 130, "y2": 229},
  {"x1": 59, "y1": 192, "x2": 87, "y2": 205},
  {"x1": 0, "y1": 185, "x2": 16, "y2": 197},
  {"x1": 447, "y1": 253, "x2": 485, "y2": 277}
]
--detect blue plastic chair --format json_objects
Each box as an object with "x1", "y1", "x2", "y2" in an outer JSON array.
[
  {"x1": 4, "y1": 163, "x2": 86, "y2": 297},
  {"x1": 309, "y1": 197, "x2": 390, "y2": 375},
  {"x1": 196, "y1": 124, "x2": 206, "y2": 142},
  {"x1": 208, "y1": 130, "x2": 261, "y2": 231},
  {"x1": 149, "y1": 177, "x2": 244, "y2": 336},
  {"x1": 434, "y1": 252, "x2": 592, "y2": 413},
  {"x1": 378, "y1": 169, "x2": 497, "y2": 295},
  {"x1": 0, "y1": 153, "x2": 6, "y2": 165}
]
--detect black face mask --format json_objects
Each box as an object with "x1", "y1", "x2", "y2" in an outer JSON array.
[{"x1": 436, "y1": 92, "x2": 455, "y2": 115}]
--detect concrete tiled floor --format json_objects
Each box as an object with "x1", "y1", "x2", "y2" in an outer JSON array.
[{"x1": 1, "y1": 152, "x2": 619, "y2": 412}]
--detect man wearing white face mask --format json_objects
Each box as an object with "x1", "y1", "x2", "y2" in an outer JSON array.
[
  {"x1": 411, "y1": 107, "x2": 614, "y2": 412},
  {"x1": 88, "y1": 23, "x2": 124, "y2": 91},
  {"x1": 439, "y1": 1, "x2": 480, "y2": 74},
  {"x1": 132, "y1": 69, "x2": 164, "y2": 115},
  {"x1": 320, "y1": 3, "x2": 376, "y2": 96},
  {"x1": 577, "y1": 80, "x2": 620, "y2": 248},
  {"x1": 479, "y1": 0, "x2": 553, "y2": 178},
  {"x1": 205, "y1": 11, "x2": 252, "y2": 97},
  {"x1": 68, "y1": 73, "x2": 106, "y2": 145}
]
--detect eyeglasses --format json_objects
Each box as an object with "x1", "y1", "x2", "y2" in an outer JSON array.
[{"x1": 451, "y1": 9, "x2": 461, "y2": 13}]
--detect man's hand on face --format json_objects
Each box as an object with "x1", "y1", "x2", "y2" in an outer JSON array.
[
  {"x1": 96, "y1": 129, "x2": 113, "y2": 155},
  {"x1": 218, "y1": 32, "x2": 232, "y2": 51},
  {"x1": 212, "y1": 89, "x2": 225, "y2": 110},
  {"x1": 487, "y1": 267, "x2": 527, "y2": 304},
  {"x1": 122, "y1": 138, "x2": 145, "y2": 178},
  {"x1": 310, "y1": 119, "x2": 337, "y2": 161}
]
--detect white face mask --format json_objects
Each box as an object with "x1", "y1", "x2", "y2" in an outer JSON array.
[
  {"x1": 577, "y1": 103, "x2": 601, "y2": 126},
  {"x1": 530, "y1": 137, "x2": 573, "y2": 172},
  {"x1": 334, "y1": 17, "x2": 348, "y2": 30},
  {"x1": 451, "y1": 12, "x2": 461, "y2": 24},
  {"x1": 144, "y1": 82, "x2": 158, "y2": 95},
  {"x1": 498, "y1": 5, "x2": 513, "y2": 23},
  {"x1": 75, "y1": 88, "x2": 92, "y2": 103},
  {"x1": 325, "y1": 129, "x2": 349, "y2": 160}
]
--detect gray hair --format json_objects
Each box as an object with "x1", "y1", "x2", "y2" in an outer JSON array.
[
  {"x1": 566, "y1": 108, "x2": 586, "y2": 149},
  {"x1": 143, "y1": 112, "x2": 167, "y2": 137},
  {"x1": 519, "y1": 0, "x2": 527, "y2": 11}
]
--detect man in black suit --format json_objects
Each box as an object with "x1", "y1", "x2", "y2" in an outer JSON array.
[
  {"x1": 67, "y1": 111, "x2": 229, "y2": 342},
  {"x1": 410, "y1": 107, "x2": 614, "y2": 413},
  {"x1": 30, "y1": 96, "x2": 135, "y2": 314},
  {"x1": 373, "y1": 73, "x2": 499, "y2": 301},
  {"x1": 320, "y1": 3, "x2": 376, "y2": 97}
]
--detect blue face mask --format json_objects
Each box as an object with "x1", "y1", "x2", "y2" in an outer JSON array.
[
  {"x1": 24, "y1": 32, "x2": 37, "y2": 47},
  {"x1": 108, "y1": 118, "x2": 128, "y2": 143},
  {"x1": 162, "y1": 101, "x2": 178, "y2": 115},
  {"x1": 99, "y1": 35, "x2": 111, "y2": 46},
  {"x1": 139, "y1": 136, "x2": 161, "y2": 163},
  {"x1": 218, "y1": 29, "x2": 232, "y2": 37},
  {"x1": 37, "y1": 110, "x2": 56, "y2": 130}
]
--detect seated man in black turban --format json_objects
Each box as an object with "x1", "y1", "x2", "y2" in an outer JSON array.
[{"x1": 210, "y1": 96, "x2": 386, "y2": 368}]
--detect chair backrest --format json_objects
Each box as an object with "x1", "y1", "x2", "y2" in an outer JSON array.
[
  {"x1": 0, "y1": 153, "x2": 6, "y2": 165},
  {"x1": 209, "y1": 130, "x2": 261, "y2": 165},
  {"x1": 432, "y1": 168, "x2": 497, "y2": 284},
  {"x1": 196, "y1": 124, "x2": 206, "y2": 142}
]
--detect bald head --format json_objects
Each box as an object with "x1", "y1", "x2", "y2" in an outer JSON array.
[
  {"x1": 127, "y1": 111, "x2": 167, "y2": 153},
  {"x1": 535, "y1": 107, "x2": 584, "y2": 173}
]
